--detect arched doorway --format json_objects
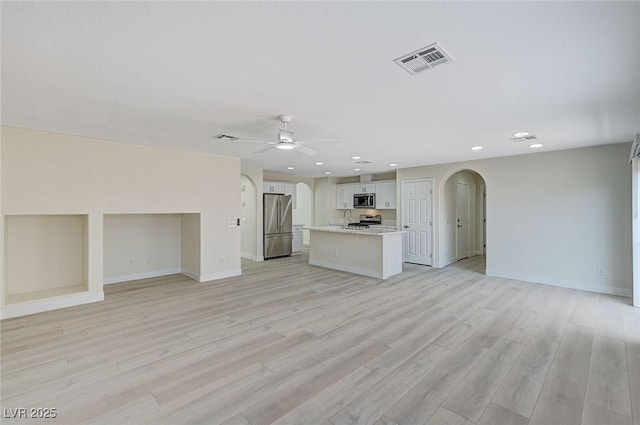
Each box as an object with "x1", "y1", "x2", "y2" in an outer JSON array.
[
  {"x1": 440, "y1": 169, "x2": 487, "y2": 271},
  {"x1": 292, "y1": 182, "x2": 312, "y2": 246},
  {"x1": 240, "y1": 174, "x2": 259, "y2": 261}
]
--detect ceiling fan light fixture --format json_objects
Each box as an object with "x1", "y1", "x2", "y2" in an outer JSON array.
[{"x1": 275, "y1": 143, "x2": 295, "y2": 150}]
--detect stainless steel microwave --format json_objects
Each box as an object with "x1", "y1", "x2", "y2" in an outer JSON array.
[{"x1": 354, "y1": 193, "x2": 375, "y2": 209}]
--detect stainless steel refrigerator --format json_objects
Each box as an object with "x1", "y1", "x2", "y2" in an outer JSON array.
[{"x1": 264, "y1": 193, "x2": 293, "y2": 259}]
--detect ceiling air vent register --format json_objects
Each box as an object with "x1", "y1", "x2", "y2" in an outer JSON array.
[
  {"x1": 394, "y1": 42, "x2": 453, "y2": 75},
  {"x1": 215, "y1": 134, "x2": 239, "y2": 141},
  {"x1": 510, "y1": 134, "x2": 538, "y2": 142}
]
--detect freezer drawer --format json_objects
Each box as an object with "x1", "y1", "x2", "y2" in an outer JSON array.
[{"x1": 264, "y1": 233, "x2": 293, "y2": 259}]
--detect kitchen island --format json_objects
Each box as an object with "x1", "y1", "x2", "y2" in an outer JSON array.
[{"x1": 305, "y1": 227, "x2": 405, "y2": 279}]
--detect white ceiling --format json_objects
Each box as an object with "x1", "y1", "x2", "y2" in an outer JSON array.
[{"x1": 2, "y1": 1, "x2": 639, "y2": 177}]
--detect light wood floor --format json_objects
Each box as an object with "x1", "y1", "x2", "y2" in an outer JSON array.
[{"x1": 1, "y1": 253, "x2": 639, "y2": 425}]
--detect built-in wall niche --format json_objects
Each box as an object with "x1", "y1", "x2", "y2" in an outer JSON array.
[
  {"x1": 4, "y1": 214, "x2": 89, "y2": 304},
  {"x1": 103, "y1": 213, "x2": 200, "y2": 284}
]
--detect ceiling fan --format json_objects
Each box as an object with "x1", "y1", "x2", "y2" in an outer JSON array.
[{"x1": 217, "y1": 114, "x2": 334, "y2": 155}]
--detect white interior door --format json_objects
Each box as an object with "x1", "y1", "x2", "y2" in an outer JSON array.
[
  {"x1": 456, "y1": 182, "x2": 470, "y2": 260},
  {"x1": 402, "y1": 180, "x2": 433, "y2": 265}
]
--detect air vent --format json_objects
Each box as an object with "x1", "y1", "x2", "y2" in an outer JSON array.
[
  {"x1": 510, "y1": 134, "x2": 538, "y2": 142},
  {"x1": 394, "y1": 42, "x2": 453, "y2": 75},
  {"x1": 215, "y1": 134, "x2": 239, "y2": 141},
  {"x1": 355, "y1": 160, "x2": 372, "y2": 165}
]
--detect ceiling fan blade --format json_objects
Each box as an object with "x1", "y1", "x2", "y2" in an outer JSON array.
[
  {"x1": 230, "y1": 139, "x2": 271, "y2": 144},
  {"x1": 251, "y1": 146, "x2": 275, "y2": 154},
  {"x1": 296, "y1": 139, "x2": 341, "y2": 144},
  {"x1": 295, "y1": 145, "x2": 318, "y2": 155}
]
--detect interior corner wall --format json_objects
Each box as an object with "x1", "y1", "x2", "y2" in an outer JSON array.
[
  {"x1": 633, "y1": 157, "x2": 639, "y2": 307},
  {"x1": 181, "y1": 213, "x2": 201, "y2": 280},
  {"x1": 397, "y1": 142, "x2": 632, "y2": 297},
  {"x1": 1, "y1": 126, "x2": 241, "y2": 304}
]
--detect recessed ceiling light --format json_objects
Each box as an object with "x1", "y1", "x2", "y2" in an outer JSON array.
[
  {"x1": 529, "y1": 143, "x2": 543, "y2": 149},
  {"x1": 513, "y1": 132, "x2": 531, "y2": 138},
  {"x1": 287, "y1": 166, "x2": 295, "y2": 170},
  {"x1": 354, "y1": 168, "x2": 361, "y2": 171},
  {"x1": 389, "y1": 163, "x2": 398, "y2": 167},
  {"x1": 471, "y1": 146, "x2": 483, "y2": 151},
  {"x1": 324, "y1": 171, "x2": 332, "y2": 175},
  {"x1": 315, "y1": 162, "x2": 324, "y2": 166},
  {"x1": 352, "y1": 156, "x2": 361, "y2": 160}
]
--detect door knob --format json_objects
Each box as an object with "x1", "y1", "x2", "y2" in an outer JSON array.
[
  {"x1": 457, "y1": 225, "x2": 463, "y2": 228},
  {"x1": 403, "y1": 225, "x2": 410, "y2": 228}
]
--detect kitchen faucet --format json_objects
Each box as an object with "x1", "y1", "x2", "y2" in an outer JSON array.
[{"x1": 343, "y1": 209, "x2": 352, "y2": 228}]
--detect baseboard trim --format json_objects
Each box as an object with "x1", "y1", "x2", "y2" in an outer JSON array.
[
  {"x1": 1, "y1": 291, "x2": 104, "y2": 320},
  {"x1": 440, "y1": 256, "x2": 457, "y2": 268},
  {"x1": 181, "y1": 269, "x2": 199, "y2": 281},
  {"x1": 309, "y1": 259, "x2": 383, "y2": 279},
  {"x1": 486, "y1": 269, "x2": 632, "y2": 297},
  {"x1": 198, "y1": 269, "x2": 242, "y2": 283},
  {"x1": 104, "y1": 268, "x2": 182, "y2": 285}
]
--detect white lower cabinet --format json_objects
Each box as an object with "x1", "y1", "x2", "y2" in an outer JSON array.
[{"x1": 292, "y1": 224, "x2": 303, "y2": 254}]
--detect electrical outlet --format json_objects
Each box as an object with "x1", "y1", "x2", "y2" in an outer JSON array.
[
  {"x1": 146, "y1": 256, "x2": 152, "y2": 264},
  {"x1": 227, "y1": 220, "x2": 235, "y2": 227},
  {"x1": 219, "y1": 256, "x2": 224, "y2": 264},
  {"x1": 129, "y1": 258, "x2": 133, "y2": 265},
  {"x1": 597, "y1": 266, "x2": 605, "y2": 276}
]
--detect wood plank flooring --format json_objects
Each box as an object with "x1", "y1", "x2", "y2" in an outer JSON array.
[{"x1": 1, "y1": 253, "x2": 639, "y2": 425}]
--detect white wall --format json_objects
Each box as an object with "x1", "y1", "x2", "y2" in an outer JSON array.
[
  {"x1": 103, "y1": 214, "x2": 182, "y2": 284},
  {"x1": 314, "y1": 177, "x2": 338, "y2": 226},
  {"x1": 1, "y1": 126, "x2": 241, "y2": 317},
  {"x1": 398, "y1": 143, "x2": 633, "y2": 297}
]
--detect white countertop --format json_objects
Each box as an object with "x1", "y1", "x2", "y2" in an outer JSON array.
[{"x1": 304, "y1": 226, "x2": 405, "y2": 236}]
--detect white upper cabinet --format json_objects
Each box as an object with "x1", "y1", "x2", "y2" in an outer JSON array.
[
  {"x1": 375, "y1": 181, "x2": 397, "y2": 209},
  {"x1": 336, "y1": 184, "x2": 355, "y2": 209},
  {"x1": 335, "y1": 180, "x2": 396, "y2": 210},
  {"x1": 263, "y1": 181, "x2": 286, "y2": 194},
  {"x1": 263, "y1": 181, "x2": 297, "y2": 208},
  {"x1": 353, "y1": 184, "x2": 376, "y2": 194}
]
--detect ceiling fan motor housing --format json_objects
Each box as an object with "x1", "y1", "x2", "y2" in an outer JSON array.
[{"x1": 278, "y1": 129, "x2": 295, "y2": 143}]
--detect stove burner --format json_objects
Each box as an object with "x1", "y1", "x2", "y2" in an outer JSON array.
[{"x1": 347, "y1": 223, "x2": 370, "y2": 228}]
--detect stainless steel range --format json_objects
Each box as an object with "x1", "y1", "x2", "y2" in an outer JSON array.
[{"x1": 347, "y1": 214, "x2": 382, "y2": 229}]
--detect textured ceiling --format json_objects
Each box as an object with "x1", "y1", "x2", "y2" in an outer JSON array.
[{"x1": 2, "y1": 1, "x2": 639, "y2": 177}]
